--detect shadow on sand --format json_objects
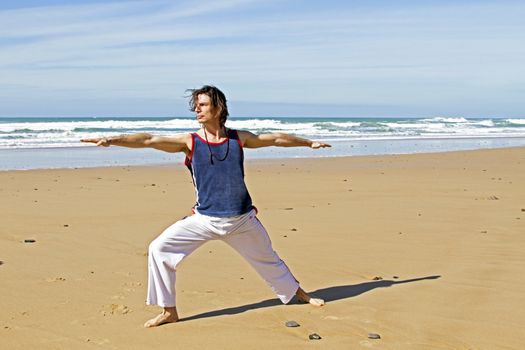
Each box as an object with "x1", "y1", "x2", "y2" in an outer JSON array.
[{"x1": 181, "y1": 275, "x2": 440, "y2": 322}]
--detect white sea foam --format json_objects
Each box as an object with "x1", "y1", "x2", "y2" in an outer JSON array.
[
  {"x1": 1, "y1": 117, "x2": 525, "y2": 149},
  {"x1": 421, "y1": 117, "x2": 469, "y2": 123},
  {"x1": 506, "y1": 119, "x2": 525, "y2": 125},
  {"x1": 0, "y1": 119, "x2": 200, "y2": 133}
]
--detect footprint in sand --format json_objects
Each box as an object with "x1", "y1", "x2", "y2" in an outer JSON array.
[
  {"x1": 45, "y1": 277, "x2": 66, "y2": 282},
  {"x1": 322, "y1": 315, "x2": 353, "y2": 321},
  {"x1": 100, "y1": 304, "x2": 131, "y2": 316},
  {"x1": 84, "y1": 338, "x2": 110, "y2": 345},
  {"x1": 322, "y1": 316, "x2": 339, "y2": 320},
  {"x1": 359, "y1": 340, "x2": 374, "y2": 347}
]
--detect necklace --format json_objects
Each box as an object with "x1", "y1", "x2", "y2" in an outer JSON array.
[{"x1": 203, "y1": 126, "x2": 230, "y2": 165}]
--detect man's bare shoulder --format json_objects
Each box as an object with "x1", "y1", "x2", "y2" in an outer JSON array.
[{"x1": 235, "y1": 130, "x2": 256, "y2": 146}]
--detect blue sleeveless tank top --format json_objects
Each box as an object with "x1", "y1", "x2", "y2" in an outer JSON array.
[{"x1": 185, "y1": 129, "x2": 254, "y2": 217}]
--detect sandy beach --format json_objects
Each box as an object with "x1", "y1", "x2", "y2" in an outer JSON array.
[{"x1": 1, "y1": 147, "x2": 524, "y2": 349}]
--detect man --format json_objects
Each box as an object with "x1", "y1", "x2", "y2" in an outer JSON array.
[{"x1": 81, "y1": 85, "x2": 331, "y2": 327}]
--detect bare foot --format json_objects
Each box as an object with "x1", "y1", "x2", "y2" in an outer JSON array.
[
  {"x1": 144, "y1": 307, "x2": 179, "y2": 328},
  {"x1": 295, "y1": 287, "x2": 325, "y2": 306}
]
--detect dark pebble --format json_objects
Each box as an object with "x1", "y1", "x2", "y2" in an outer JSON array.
[
  {"x1": 290, "y1": 228, "x2": 297, "y2": 231},
  {"x1": 0, "y1": 261, "x2": 4, "y2": 266},
  {"x1": 63, "y1": 224, "x2": 69, "y2": 227},
  {"x1": 284, "y1": 207, "x2": 294, "y2": 210},
  {"x1": 393, "y1": 276, "x2": 399, "y2": 279},
  {"x1": 372, "y1": 276, "x2": 383, "y2": 280},
  {"x1": 368, "y1": 333, "x2": 381, "y2": 339},
  {"x1": 521, "y1": 208, "x2": 525, "y2": 212},
  {"x1": 24, "y1": 239, "x2": 36, "y2": 243},
  {"x1": 309, "y1": 333, "x2": 322, "y2": 340},
  {"x1": 285, "y1": 320, "x2": 300, "y2": 327}
]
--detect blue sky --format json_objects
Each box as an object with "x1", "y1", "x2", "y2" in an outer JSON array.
[{"x1": 0, "y1": 0, "x2": 524, "y2": 118}]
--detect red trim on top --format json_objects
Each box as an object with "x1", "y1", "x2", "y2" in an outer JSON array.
[
  {"x1": 234, "y1": 130, "x2": 243, "y2": 148},
  {"x1": 194, "y1": 132, "x2": 229, "y2": 145},
  {"x1": 184, "y1": 133, "x2": 195, "y2": 166}
]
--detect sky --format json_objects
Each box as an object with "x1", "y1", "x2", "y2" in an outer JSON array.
[{"x1": 0, "y1": 0, "x2": 524, "y2": 118}]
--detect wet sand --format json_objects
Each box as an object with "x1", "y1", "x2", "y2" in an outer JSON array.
[{"x1": 1, "y1": 147, "x2": 524, "y2": 349}]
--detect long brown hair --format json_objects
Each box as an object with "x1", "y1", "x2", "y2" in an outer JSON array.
[{"x1": 186, "y1": 85, "x2": 229, "y2": 126}]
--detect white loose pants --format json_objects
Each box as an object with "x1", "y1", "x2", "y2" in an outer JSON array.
[{"x1": 146, "y1": 209, "x2": 300, "y2": 307}]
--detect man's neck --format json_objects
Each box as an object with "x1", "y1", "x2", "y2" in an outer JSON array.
[{"x1": 201, "y1": 123, "x2": 227, "y2": 142}]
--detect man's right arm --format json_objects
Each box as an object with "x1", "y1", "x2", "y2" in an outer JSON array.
[{"x1": 81, "y1": 133, "x2": 191, "y2": 154}]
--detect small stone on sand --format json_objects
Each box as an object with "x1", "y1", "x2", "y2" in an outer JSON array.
[
  {"x1": 309, "y1": 333, "x2": 322, "y2": 340},
  {"x1": 368, "y1": 333, "x2": 381, "y2": 339},
  {"x1": 393, "y1": 276, "x2": 399, "y2": 279},
  {"x1": 285, "y1": 320, "x2": 300, "y2": 327},
  {"x1": 63, "y1": 224, "x2": 69, "y2": 227},
  {"x1": 372, "y1": 276, "x2": 383, "y2": 280},
  {"x1": 291, "y1": 228, "x2": 297, "y2": 231},
  {"x1": 284, "y1": 207, "x2": 294, "y2": 210},
  {"x1": 24, "y1": 239, "x2": 36, "y2": 243}
]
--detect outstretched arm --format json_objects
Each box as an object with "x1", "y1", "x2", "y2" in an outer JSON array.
[
  {"x1": 81, "y1": 133, "x2": 191, "y2": 154},
  {"x1": 238, "y1": 131, "x2": 331, "y2": 149}
]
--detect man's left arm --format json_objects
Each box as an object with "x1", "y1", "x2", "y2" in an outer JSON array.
[{"x1": 238, "y1": 131, "x2": 331, "y2": 149}]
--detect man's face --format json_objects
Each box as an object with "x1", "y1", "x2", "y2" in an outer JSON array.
[{"x1": 194, "y1": 94, "x2": 217, "y2": 124}]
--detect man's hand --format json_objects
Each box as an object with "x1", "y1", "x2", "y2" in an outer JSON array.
[
  {"x1": 310, "y1": 141, "x2": 331, "y2": 149},
  {"x1": 81, "y1": 137, "x2": 111, "y2": 147}
]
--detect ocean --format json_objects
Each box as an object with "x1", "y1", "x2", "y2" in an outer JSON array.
[{"x1": 1, "y1": 116, "x2": 525, "y2": 170}]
